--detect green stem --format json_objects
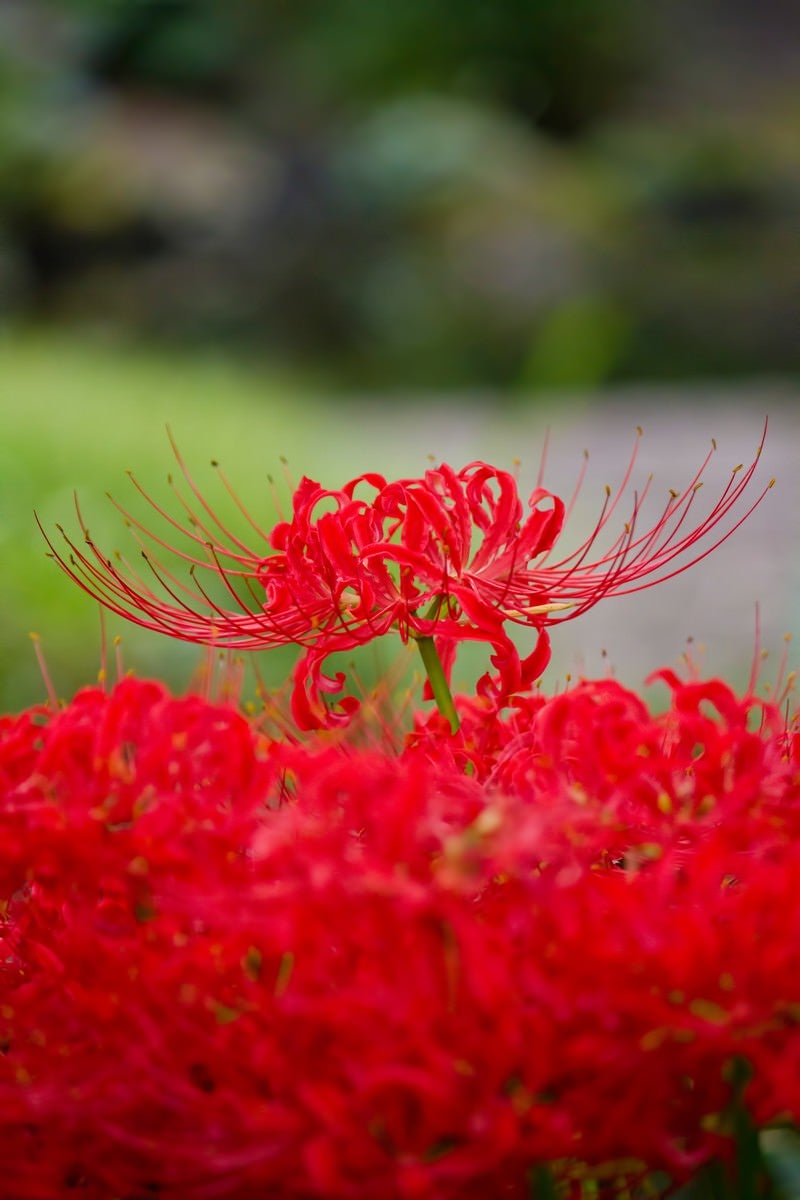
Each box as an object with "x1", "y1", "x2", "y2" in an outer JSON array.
[
  {"x1": 414, "y1": 634, "x2": 460, "y2": 734},
  {"x1": 529, "y1": 1163, "x2": 559, "y2": 1200}
]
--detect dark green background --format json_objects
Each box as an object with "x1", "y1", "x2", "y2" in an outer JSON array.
[{"x1": 1, "y1": 0, "x2": 798, "y2": 389}]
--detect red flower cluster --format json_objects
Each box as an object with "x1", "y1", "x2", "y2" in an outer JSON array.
[
  {"x1": 44, "y1": 427, "x2": 771, "y2": 728},
  {"x1": 2, "y1": 670, "x2": 799, "y2": 1198}
]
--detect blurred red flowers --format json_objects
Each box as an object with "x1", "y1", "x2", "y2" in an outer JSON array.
[
  {"x1": 44, "y1": 427, "x2": 771, "y2": 728},
  {"x1": 2, "y1": 668, "x2": 799, "y2": 1198}
]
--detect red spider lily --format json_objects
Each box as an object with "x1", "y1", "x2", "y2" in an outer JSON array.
[
  {"x1": 2, "y1": 670, "x2": 800, "y2": 1197},
  {"x1": 42, "y1": 424, "x2": 772, "y2": 728}
]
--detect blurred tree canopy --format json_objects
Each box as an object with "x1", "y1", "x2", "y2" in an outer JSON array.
[{"x1": 0, "y1": 0, "x2": 798, "y2": 388}]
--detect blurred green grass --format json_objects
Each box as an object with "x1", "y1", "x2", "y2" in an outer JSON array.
[{"x1": 0, "y1": 330, "x2": 382, "y2": 710}]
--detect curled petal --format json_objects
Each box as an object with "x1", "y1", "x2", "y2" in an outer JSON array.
[{"x1": 291, "y1": 644, "x2": 362, "y2": 731}]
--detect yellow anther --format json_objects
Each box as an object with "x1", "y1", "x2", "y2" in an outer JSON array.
[{"x1": 507, "y1": 601, "x2": 575, "y2": 617}]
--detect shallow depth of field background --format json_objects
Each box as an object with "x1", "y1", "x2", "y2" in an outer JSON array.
[{"x1": 1, "y1": 0, "x2": 798, "y2": 711}]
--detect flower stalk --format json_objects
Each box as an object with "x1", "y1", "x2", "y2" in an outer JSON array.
[{"x1": 412, "y1": 631, "x2": 460, "y2": 734}]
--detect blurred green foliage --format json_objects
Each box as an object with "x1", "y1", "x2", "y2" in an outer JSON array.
[
  {"x1": 0, "y1": 331, "x2": 330, "y2": 709},
  {"x1": 0, "y1": 0, "x2": 797, "y2": 388}
]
